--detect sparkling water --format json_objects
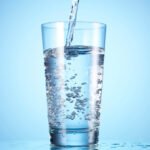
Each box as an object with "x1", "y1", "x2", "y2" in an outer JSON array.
[
  {"x1": 44, "y1": 45, "x2": 105, "y2": 146},
  {"x1": 66, "y1": 0, "x2": 80, "y2": 46}
]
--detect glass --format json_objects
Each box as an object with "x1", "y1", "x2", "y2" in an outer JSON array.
[{"x1": 41, "y1": 21, "x2": 106, "y2": 147}]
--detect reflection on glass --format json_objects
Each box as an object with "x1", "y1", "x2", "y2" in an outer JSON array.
[{"x1": 50, "y1": 144, "x2": 99, "y2": 150}]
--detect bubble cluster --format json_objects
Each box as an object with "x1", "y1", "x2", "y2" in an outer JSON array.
[
  {"x1": 66, "y1": 111, "x2": 77, "y2": 120},
  {"x1": 44, "y1": 46, "x2": 105, "y2": 129}
]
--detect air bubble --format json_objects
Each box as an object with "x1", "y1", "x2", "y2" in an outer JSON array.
[
  {"x1": 97, "y1": 79, "x2": 102, "y2": 84},
  {"x1": 65, "y1": 87, "x2": 69, "y2": 90},
  {"x1": 85, "y1": 114, "x2": 91, "y2": 120},
  {"x1": 81, "y1": 82, "x2": 87, "y2": 85},
  {"x1": 70, "y1": 75, "x2": 76, "y2": 79},
  {"x1": 66, "y1": 111, "x2": 76, "y2": 120},
  {"x1": 66, "y1": 93, "x2": 73, "y2": 97}
]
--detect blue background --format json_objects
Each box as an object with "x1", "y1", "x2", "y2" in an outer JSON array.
[{"x1": 0, "y1": 0, "x2": 150, "y2": 143}]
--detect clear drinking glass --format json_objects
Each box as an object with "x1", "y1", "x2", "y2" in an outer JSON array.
[{"x1": 41, "y1": 21, "x2": 106, "y2": 147}]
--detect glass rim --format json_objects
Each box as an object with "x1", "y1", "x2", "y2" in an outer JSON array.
[{"x1": 41, "y1": 21, "x2": 106, "y2": 29}]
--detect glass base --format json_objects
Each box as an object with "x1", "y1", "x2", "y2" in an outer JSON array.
[{"x1": 50, "y1": 128, "x2": 99, "y2": 147}]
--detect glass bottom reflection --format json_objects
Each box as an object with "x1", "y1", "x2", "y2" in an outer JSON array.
[{"x1": 0, "y1": 140, "x2": 150, "y2": 150}]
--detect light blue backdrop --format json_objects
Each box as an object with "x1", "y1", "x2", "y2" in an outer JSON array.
[{"x1": 0, "y1": 0, "x2": 150, "y2": 142}]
